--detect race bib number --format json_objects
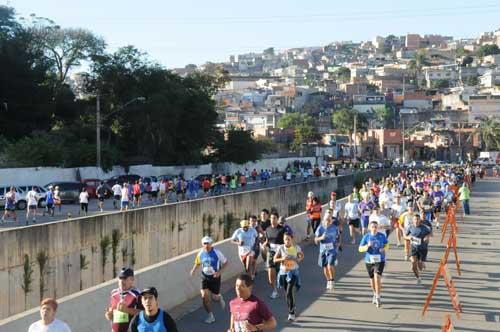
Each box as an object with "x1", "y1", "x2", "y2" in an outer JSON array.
[
  {"x1": 323, "y1": 242, "x2": 334, "y2": 250},
  {"x1": 363, "y1": 210, "x2": 371, "y2": 216},
  {"x1": 283, "y1": 259, "x2": 297, "y2": 272},
  {"x1": 423, "y1": 205, "x2": 431, "y2": 210},
  {"x1": 234, "y1": 320, "x2": 249, "y2": 332},
  {"x1": 369, "y1": 254, "x2": 381, "y2": 263},
  {"x1": 202, "y1": 265, "x2": 215, "y2": 275},
  {"x1": 270, "y1": 243, "x2": 279, "y2": 251},
  {"x1": 411, "y1": 237, "x2": 422, "y2": 245},
  {"x1": 238, "y1": 246, "x2": 251, "y2": 256},
  {"x1": 113, "y1": 310, "x2": 129, "y2": 324}
]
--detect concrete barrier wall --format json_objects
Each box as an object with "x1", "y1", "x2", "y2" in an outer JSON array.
[
  {"x1": 0, "y1": 169, "x2": 391, "y2": 321},
  {"x1": 0, "y1": 157, "x2": 317, "y2": 186},
  {"x1": 0, "y1": 199, "x2": 313, "y2": 332}
]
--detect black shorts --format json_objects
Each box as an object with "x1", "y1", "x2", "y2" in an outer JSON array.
[
  {"x1": 433, "y1": 206, "x2": 442, "y2": 213},
  {"x1": 348, "y1": 218, "x2": 360, "y2": 228},
  {"x1": 134, "y1": 193, "x2": 140, "y2": 199},
  {"x1": 365, "y1": 262, "x2": 385, "y2": 278},
  {"x1": 114, "y1": 195, "x2": 120, "y2": 200},
  {"x1": 201, "y1": 276, "x2": 221, "y2": 294},
  {"x1": 204, "y1": 188, "x2": 210, "y2": 192},
  {"x1": 98, "y1": 197, "x2": 105, "y2": 202},
  {"x1": 151, "y1": 191, "x2": 158, "y2": 198},
  {"x1": 266, "y1": 250, "x2": 279, "y2": 269},
  {"x1": 410, "y1": 246, "x2": 428, "y2": 261}
]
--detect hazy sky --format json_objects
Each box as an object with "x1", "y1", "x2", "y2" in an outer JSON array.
[{"x1": 8, "y1": 0, "x2": 500, "y2": 68}]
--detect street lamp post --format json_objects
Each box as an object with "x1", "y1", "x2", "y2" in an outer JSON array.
[{"x1": 96, "y1": 95, "x2": 146, "y2": 169}]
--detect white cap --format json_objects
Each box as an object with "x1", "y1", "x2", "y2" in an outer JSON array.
[
  {"x1": 307, "y1": 191, "x2": 314, "y2": 198},
  {"x1": 201, "y1": 236, "x2": 213, "y2": 244}
]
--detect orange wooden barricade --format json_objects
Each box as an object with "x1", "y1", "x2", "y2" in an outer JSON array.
[
  {"x1": 442, "y1": 314, "x2": 453, "y2": 332},
  {"x1": 422, "y1": 260, "x2": 463, "y2": 319},
  {"x1": 443, "y1": 231, "x2": 461, "y2": 276},
  {"x1": 441, "y1": 205, "x2": 458, "y2": 243}
]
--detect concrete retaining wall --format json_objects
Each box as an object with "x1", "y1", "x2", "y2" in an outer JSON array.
[
  {"x1": 0, "y1": 199, "x2": 313, "y2": 332},
  {"x1": 0, "y1": 157, "x2": 317, "y2": 186},
  {"x1": 0, "y1": 169, "x2": 390, "y2": 321}
]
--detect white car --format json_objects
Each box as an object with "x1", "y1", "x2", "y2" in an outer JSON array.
[
  {"x1": 431, "y1": 161, "x2": 447, "y2": 167},
  {"x1": 0, "y1": 186, "x2": 28, "y2": 210}
]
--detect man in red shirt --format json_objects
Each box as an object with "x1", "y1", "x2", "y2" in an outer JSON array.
[
  {"x1": 104, "y1": 267, "x2": 142, "y2": 332},
  {"x1": 228, "y1": 273, "x2": 277, "y2": 332}
]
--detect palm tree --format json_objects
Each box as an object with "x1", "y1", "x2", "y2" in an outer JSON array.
[
  {"x1": 332, "y1": 108, "x2": 368, "y2": 160},
  {"x1": 478, "y1": 117, "x2": 500, "y2": 151}
]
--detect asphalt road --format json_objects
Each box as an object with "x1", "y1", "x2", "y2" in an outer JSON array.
[{"x1": 173, "y1": 177, "x2": 500, "y2": 331}]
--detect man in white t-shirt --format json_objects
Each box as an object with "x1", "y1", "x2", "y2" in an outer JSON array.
[
  {"x1": 28, "y1": 298, "x2": 71, "y2": 332},
  {"x1": 369, "y1": 208, "x2": 391, "y2": 237},
  {"x1": 120, "y1": 183, "x2": 129, "y2": 211},
  {"x1": 26, "y1": 186, "x2": 39, "y2": 224},
  {"x1": 150, "y1": 179, "x2": 159, "y2": 204},
  {"x1": 111, "y1": 182, "x2": 122, "y2": 210}
]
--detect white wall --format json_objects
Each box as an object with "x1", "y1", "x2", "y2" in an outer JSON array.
[{"x1": 0, "y1": 158, "x2": 318, "y2": 187}]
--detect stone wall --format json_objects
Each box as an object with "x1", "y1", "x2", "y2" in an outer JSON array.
[{"x1": 0, "y1": 169, "x2": 390, "y2": 319}]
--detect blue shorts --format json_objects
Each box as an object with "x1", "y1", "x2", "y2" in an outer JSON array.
[
  {"x1": 121, "y1": 201, "x2": 129, "y2": 208},
  {"x1": 318, "y1": 251, "x2": 337, "y2": 267},
  {"x1": 361, "y1": 216, "x2": 370, "y2": 229}
]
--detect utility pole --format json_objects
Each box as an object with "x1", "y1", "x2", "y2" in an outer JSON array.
[
  {"x1": 458, "y1": 122, "x2": 462, "y2": 162},
  {"x1": 353, "y1": 113, "x2": 357, "y2": 163},
  {"x1": 402, "y1": 116, "x2": 405, "y2": 164},
  {"x1": 96, "y1": 94, "x2": 101, "y2": 169}
]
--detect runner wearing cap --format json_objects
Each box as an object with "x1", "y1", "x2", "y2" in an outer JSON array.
[
  {"x1": 190, "y1": 236, "x2": 228, "y2": 324},
  {"x1": 105, "y1": 267, "x2": 142, "y2": 332},
  {"x1": 231, "y1": 220, "x2": 259, "y2": 279},
  {"x1": 128, "y1": 287, "x2": 178, "y2": 332}
]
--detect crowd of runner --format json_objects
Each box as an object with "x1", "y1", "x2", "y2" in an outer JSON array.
[{"x1": 26, "y1": 164, "x2": 477, "y2": 332}]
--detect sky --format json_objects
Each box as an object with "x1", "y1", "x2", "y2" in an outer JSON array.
[{"x1": 7, "y1": 0, "x2": 500, "y2": 69}]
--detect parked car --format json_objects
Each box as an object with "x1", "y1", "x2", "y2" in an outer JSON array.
[
  {"x1": 16, "y1": 185, "x2": 48, "y2": 208},
  {"x1": 105, "y1": 174, "x2": 141, "y2": 187},
  {"x1": 81, "y1": 179, "x2": 112, "y2": 198},
  {"x1": 431, "y1": 160, "x2": 447, "y2": 168},
  {"x1": 411, "y1": 160, "x2": 425, "y2": 168},
  {"x1": 44, "y1": 182, "x2": 83, "y2": 204},
  {"x1": 0, "y1": 186, "x2": 28, "y2": 210}
]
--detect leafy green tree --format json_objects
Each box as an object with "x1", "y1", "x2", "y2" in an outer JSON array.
[
  {"x1": 332, "y1": 108, "x2": 368, "y2": 159},
  {"x1": 478, "y1": 117, "x2": 500, "y2": 151},
  {"x1": 278, "y1": 113, "x2": 320, "y2": 151},
  {"x1": 216, "y1": 129, "x2": 263, "y2": 164},
  {"x1": 278, "y1": 113, "x2": 303, "y2": 129},
  {"x1": 336, "y1": 67, "x2": 351, "y2": 83},
  {"x1": 375, "y1": 105, "x2": 393, "y2": 128},
  {"x1": 431, "y1": 79, "x2": 450, "y2": 89},
  {"x1": 465, "y1": 76, "x2": 479, "y2": 86},
  {"x1": 461, "y1": 55, "x2": 474, "y2": 67},
  {"x1": 476, "y1": 44, "x2": 500, "y2": 57}
]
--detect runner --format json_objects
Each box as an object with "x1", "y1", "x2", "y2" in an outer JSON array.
[
  {"x1": 231, "y1": 220, "x2": 259, "y2": 279},
  {"x1": 132, "y1": 181, "x2": 141, "y2": 208},
  {"x1": 315, "y1": 212, "x2": 340, "y2": 291},
  {"x1": 28, "y1": 298, "x2": 71, "y2": 332},
  {"x1": 390, "y1": 195, "x2": 404, "y2": 246},
  {"x1": 26, "y1": 186, "x2": 39, "y2": 224},
  {"x1": 228, "y1": 273, "x2": 277, "y2": 332},
  {"x1": 128, "y1": 287, "x2": 179, "y2": 332},
  {"x1": 190, "y1": 236, "x2": 228, "y2": 324},
  {"x1": 344, "y1": 194, "x2": 361, "y2": 244},
  {"x1": 417, "y1": 190, "x2": 433, "y2": 223},
  {"x1": 79, "y1": 188, "x2": 89, "y2": 216},
  {"x1": 150, "y1": 178, "x2": 159, "y2": 203},
  {"x1": 358, "y1": 196, "x2": 376, "y2": 235},
  {"x1": 104, "y1": 267, "x2": 142, "y2": 332},
  {"x1": 398, "y1": 204, "x2": 415, "y2": 261},
  {"x1": 458, "y1": 182, "x2": 471, "y2": 215},
  {"x1": 249, "y1": 215, "x2": 263, "y2": 278},
  {"x1": 278, "y1": 216, "x2": 294, "y2": 236},
  {"x1": 264, "y1": 211, "x2": 286, "y2": 299},
  {"x1": 111, "y1": 182, "x2": 122, "y2": 210},
  {"x1": 369, "y1": 207, "x2": 391, "y2": 237},
  {"x1": 274, "y1": 232, "x2": 304, "y2": 321},
  {"x1": 44, "y1": 186, "x2": 55, "y2": 217},
  {"x1": 305, "y1": 191, "x2": 315, "y2": 240},
  {"x1": 430, "y1": 184, "x2": 445, "y2": 227},
  {"x1": 405, "y1": 214, "x2": 431, "y2": 284},
  {"x1": 53, "y1": 186, "x2": 62, "y2": 213},
  {"x1": 159, "y1": 179, "x2": 167, "y2": 203},
  {"x1": 2, "y1": 187, "x2": 17, "y2": 223},
  {"x1": 120, "y1": 183, "x2": 129, "y2": 212},
  {"x1": 309, "y1": 196, "x2": 322, "y2": 239},
  {"x1": 358, "y1": 220, "x2": 389, "y2": 308},
  {"x1": 96, "y1": 181, "x2": 107, "y2": 212}
]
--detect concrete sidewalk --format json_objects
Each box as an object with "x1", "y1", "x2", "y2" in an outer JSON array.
[{"x1": 175, "y1": 178, "x2": 500, "y2": 331}]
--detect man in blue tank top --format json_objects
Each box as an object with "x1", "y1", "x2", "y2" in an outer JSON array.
[{"x1": 128, "y1": 287, "x2": 178, "y2": 332}]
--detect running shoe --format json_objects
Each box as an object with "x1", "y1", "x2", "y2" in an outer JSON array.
[
  {"x1": 372, "y1": 294, "x2": 377, "y2": 304},
  {"x1": 416, "y1": 277, "x2": 422, "y2": 285},
  {"x1": 219, "y1": 294, "x2": 226, "y2": 310},
  {"x1": 375, "y1": 297, "x2": 381, "y2": 308},
  {"x1": 288, "y1": 313, "x2": 296, "y2": 321},
  {"x1": 270, "y1": 290, "x2": 279, "y2": 299},
  {"x1": 204, "y1": 313, "x2": 215, "y2": 324}
]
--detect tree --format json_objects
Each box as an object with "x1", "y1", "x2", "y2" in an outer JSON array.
[
  {"x1": 332, "y1": 108, "x2": 368, "y2": 159},
  {"x1": 336, "y1": 67, "x2": 351, "y2": 83},
  {"x1": 216, "y1": 129, "x2": 263, "y2": 164},
  {"x1": 478, "y1": 117, "x2": 500, "y2": 151},
  {"x1": 278, "y1": 113, "x2": 320, "y2": 151},
  {"x1": 465, "y1": 75, "x2": 479, "y2": 86},
  {"x1": 461, "y1": 55, "x2": 474, "y2": 67},
  {"x1": 375, "y1": 106, "x2": 393, "y2": 128},
  {"x1": 431, "y1": 79, "x2": 450, "y2": 89},
  {"x1": 476, "y1": 44, "x2": 500, "y2": 58},
  {"x1": 33, "y1": 26, "x2": 106, "y2": 87}
]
